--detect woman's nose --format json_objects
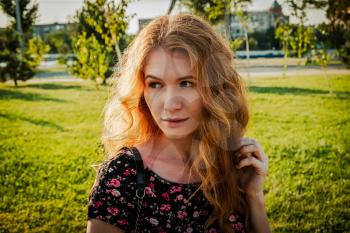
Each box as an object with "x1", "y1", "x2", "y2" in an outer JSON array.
[{"x1": 163, "y1": 88, "x2": 183, "y2": 111}]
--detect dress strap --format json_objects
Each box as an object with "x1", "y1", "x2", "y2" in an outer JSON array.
[
  {"x1": 128, "y1": 146, "x2": 146, "y2": 192},
  {"x1": 127, "y1": 146, "x2": 146, "y2": 233}
]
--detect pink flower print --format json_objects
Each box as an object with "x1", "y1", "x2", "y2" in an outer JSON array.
[
  {"x1": 145, "y1": 187, "x2": 156, "y2": 197},
  {"x1": 157, "y1": 227, "x2": 166, "y2": 233},
  {"x1": 162, "y1": 192, "x2": 170, "y2": 201},
  {"x1": 229, "y1": 214, "x2": 237, "y2": 222},
  {"x1": 193, "y1": 211, "x2": 199, "y2": 218},
  {"x1": 234, "y1": 223, "x2": 244, "y2": 231},
  {"x1": 106, "y1": 189, "x2": 121, "y2": 197},
  {"x1": 186, "y1": 227, "x2": 193, "y2": 233},
  {"x1": 170, "y1": 186, "x2": 182, "y2": 193},
  {"x1": 177, "y1": 210, "x2": 188, "y2": 220},
  {"x1": 166, "y1": 223, "x2": 171, "y2": 228},
  {"x1": 107, "y1": 207, "x2": 120, "y2": 216},
  {"x1": 175, "y1": 194, "x2": 183, "y2": 201},
  {"x1": 209, "y1": 228, "x2": 217, "y2": 233},
  {"x1": 123, "y1": 168, "x2": 135, "y2": 176},
  {"x1": 107, "y1": 178, "x2": 120, "y2": 188},
  {"x1": 160, "y1": 204, "x2": 171, "y2": 212},
  {"x1": 150, "y1": 176, "x2": 155, "y2": 181},
  {"x1": 94, "y1": 201, "x2": 103, "y2": 208},
  {"x1": 149, "y1": 218, "x2": 159, "y2": 225},
  {"x1": 148, "y1": 183, "x2": 155, "y2": 189},
  {"x1": 117, "y1": 219, "x2": 128, "y2": 225}
]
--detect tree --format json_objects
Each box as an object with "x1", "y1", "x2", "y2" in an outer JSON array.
[
  {"x1": 285, "y1": 0, "x2": 314, "y2": 68},
  {"x1": 43, "y1": 23, "x2": 77, "y2": 54},
  {"x1": 306, "y1": 23, "x2": 334, "y2": 94},
  {"x1": 167, "y1": 0, "x2": 177, "y2": 15},
  {"x1": 0, "y1": 0, "x2": 38, "y2": 34},
  {"x1": 275, "y1": 23, "x2": 293, "y2": 78},
  {"x1": 70, "y1": 0, "x2": 131, "y2": 85},
  {"x1": 0, "y1": 0, "x2": 48, "y2": 86},
  {"x1": 179, "y1": 0, "x2": 250, "y2": 39},
  {"x1": 307, "y1": 0, "x2": 350, "y2": 68},
  {"x1": 43, "y1": 24, "x2": 77, "y2": 65},
  {"x1": 179, "y1": 0, "x2": 252, "y2": 84},
  {"x1": 249, "y1": 27, "x2": 281, "y2": 50},
  {"x1": 71, "y1": 32, "x2": 110, "y2": 87},
  {"x1": 231, "y1": 1, "x2": 252, "y2": 84},
  {"x1": 180, "y1": 0, "x2": 230, "y2": 26}
]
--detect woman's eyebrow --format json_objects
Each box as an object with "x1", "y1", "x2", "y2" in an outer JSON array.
[{"x1": 145, "y1": 74, "x2": 195, "y2": 81}]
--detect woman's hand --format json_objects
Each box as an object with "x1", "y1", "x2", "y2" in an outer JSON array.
[{"x1": 235, "y1": 137, "x2": 268, "y2": 199}]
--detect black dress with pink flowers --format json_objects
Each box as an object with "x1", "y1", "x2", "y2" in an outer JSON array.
[{"x1": 87, "y1": 147, "x2": 246, "y2": 233}]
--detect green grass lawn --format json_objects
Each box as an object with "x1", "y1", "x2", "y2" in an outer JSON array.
[{"x1": 0, "y1": 74, "x2": 349, "y2": 232}]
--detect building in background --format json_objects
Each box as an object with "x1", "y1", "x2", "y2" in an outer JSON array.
[
  {"x1": 229, "y1": 0, "x2": 288, "y2": 38},
  {"x1": 136, "y1": 0, "x2": 288, "y2": 40},
  {"x1": 32, "y1": 23, "x2": 70, "y2": 38}
]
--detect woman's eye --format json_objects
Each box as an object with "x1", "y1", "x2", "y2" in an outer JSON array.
[
  {"x1": 180, "y1": 81, "x2": 194, "y2": 88},
  {"x1": 148, "y1": 82, "x2": 162, "y2": 88}
]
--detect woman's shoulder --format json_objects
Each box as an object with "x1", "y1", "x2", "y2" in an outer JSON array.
[{"x1": 94, "y1": 147, "x2": 138, "y2": 184}]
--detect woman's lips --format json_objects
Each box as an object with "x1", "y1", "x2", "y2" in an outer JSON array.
[{"x1": 163, "y1": 118, "x2": 189, "y2": 127}]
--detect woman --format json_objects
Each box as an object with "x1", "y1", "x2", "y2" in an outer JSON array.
[{"x1": 87, "y1": 13, "x2": 270, "y2": 233}]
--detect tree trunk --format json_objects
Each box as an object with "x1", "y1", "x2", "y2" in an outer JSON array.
[
  {"x1": 321, "y1": 66, "x2": 332, "y2": 95},
  {"x1": 101, "y1": 77, "x2": 107, "y2": 86},
  {"x1": 115, "y1": 43, "x2": 122, "y2": 62},
  {"x1": 282, "y1": 43, "x2": 288, "y2": 79},
  {"x1": 225, "y1": 11, "x2": 231, "y2": 40},
  {"x1": 13, "y1": 77, "x2": 18, "y2": 87},
  {"x1": 167, "y1": 0, "x2": 177, "y2": 15},
  {"x1": 244, "y1": 29, "x2": 251, "y2": 85}
]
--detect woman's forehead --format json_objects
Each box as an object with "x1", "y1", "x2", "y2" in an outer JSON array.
[{"x1": 143, "y1": 47, "x2": 195, "y2": 78}]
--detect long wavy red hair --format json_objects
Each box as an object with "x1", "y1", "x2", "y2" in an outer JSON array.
[{"x1": 102, "y1": 13, "x2": 251, "y2": 232}]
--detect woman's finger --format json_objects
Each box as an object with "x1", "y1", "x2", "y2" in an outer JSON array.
[
  {"x1": 236, "y1": 156, "x2": 268, "y2": 177},
  {"x1": 237, "y1": 144, "x2": 268, "y2": 163},
  {"x1": 240, "y1": 137, "x2": 257, "y2": 147}
]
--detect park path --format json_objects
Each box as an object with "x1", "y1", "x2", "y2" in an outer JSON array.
[{"x1": 4, "y1": 59, "x2": 350, "y2": 84}]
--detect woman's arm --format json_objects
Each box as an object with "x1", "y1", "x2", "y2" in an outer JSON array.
[
  {"x1": 87, "y1": 219, "x2": 125, "y2": 233},
  {"x1": 234, "y1": 138, "x2": 271, "y2": 233},
  {"x1": 246, "y1": 191, "x2": 271, "y2": 233}
]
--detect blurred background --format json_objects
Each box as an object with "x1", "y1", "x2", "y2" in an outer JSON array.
[{"x1": 0, "y1": 0, "x2": 349, "y2": 232}]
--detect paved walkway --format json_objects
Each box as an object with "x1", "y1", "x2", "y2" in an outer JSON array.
[{"x1": 3, "y1": 60, "x2": 350, "y2": 84}]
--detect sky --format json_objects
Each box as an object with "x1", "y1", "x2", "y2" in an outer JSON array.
[{"x1": 0, "y1": 0, "x2": 327, "y2": 34}]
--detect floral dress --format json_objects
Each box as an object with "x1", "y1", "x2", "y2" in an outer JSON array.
[{"x1": 87, "y1": 147, "x2": 246, "y2": 233}]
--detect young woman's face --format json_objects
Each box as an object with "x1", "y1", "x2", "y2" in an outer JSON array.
[{"x1": 143, "y1": 47, "x2": 204, "y2": 139}]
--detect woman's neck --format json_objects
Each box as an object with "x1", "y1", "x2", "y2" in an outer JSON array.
[{"x1": 153, "y1": 133, "x2": 198, "y2": 165}]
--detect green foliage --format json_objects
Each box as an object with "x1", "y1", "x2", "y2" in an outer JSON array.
[
  {"x1": 25, "y1": 37, "x2": 49, "y2": 68},
  {"x1": 179, "y1": 0, "x2": 229, "y2": 24},
  {"x1": 0, "y1": 29, "x2": 49, "y2": 84},
  {"x1": 338, "y1": 32, "x2": 350, "y2": 68},
  {"x1": 249, "y1": 27, "x2": 281, "y2": 50},
  {"x1": 0, "y1": 0, "x2": 47, "y2": 86},
  {"x1": 70, "y1": 33, "x2": 111, "y2": 85},
  {"x1": 44, "y1": 29, "x2": 74, "y2": 54},
  {"x1": 0, "y1": 74, "x2": 349, "y2": 232},
  {"x1": 78, "y1": 0, "x2": 128, "y2": 49},
  {"x1": 230, "y1": 37, "x2": 244, "y2": 51},
  {"x1": 284, "y1": 0, "x2": 314, "y2": 67},
  {"x1": 305, "y1": 0, "x2": 350, "y2": 68},
  {"x1": 275, "y1": 23, "x2": 293, "y2": 77},
  {"x1": 70, "y1": 0, "x2": 130, "y2": 85},
  {"x1": 179, "y1": 0, "x2": 250, "y2": 25},
  {"x1": 0, "y1": 0, "x2": 38, "y2": 34}
]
